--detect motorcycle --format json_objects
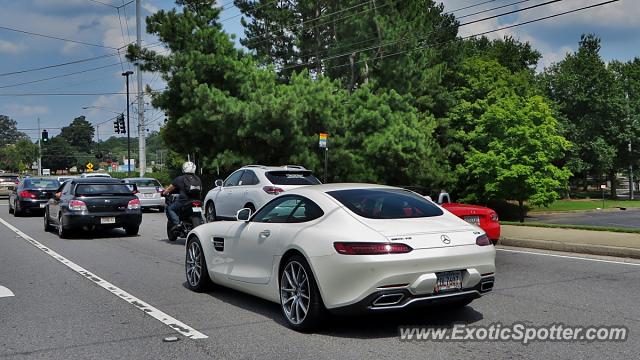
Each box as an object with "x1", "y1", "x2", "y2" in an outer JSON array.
[{"x1": 164, "y1": 194, "x2": 205, "y2": 242}]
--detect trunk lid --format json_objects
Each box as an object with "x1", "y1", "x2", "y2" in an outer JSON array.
[{"x1": 81, "y1": 196, "x2": 133, "y2": 213}]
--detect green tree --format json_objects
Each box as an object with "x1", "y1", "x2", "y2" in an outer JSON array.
[
  {"x1": 42, "y1": 136, "x2": 76, "y2": 172},
  {"x1": 0, "y1": 115, "x2": 28, "y2": 147},
  {"x1": 59, "y1": 116, "x2": 95, "y2": 153},
  {"x1": 0, "y1": 139, "x2": 38, "y2": 172}
]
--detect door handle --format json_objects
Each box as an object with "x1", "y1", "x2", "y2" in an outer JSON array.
[{"x1": 259, "y1": 230, "x2": 271, "y2": 238}]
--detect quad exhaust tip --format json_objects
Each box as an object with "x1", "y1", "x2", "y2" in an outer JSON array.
[{"x1": 372, "y1": 293, "x2": 404, "y2": 306}]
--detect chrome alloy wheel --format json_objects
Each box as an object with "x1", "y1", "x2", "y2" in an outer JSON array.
[
  {"x1": 280, "y1": 261, "x2": 310, "y2": 325},
  {"x1": 186, "y1": 241, "x2": 203, "y2": 287}
]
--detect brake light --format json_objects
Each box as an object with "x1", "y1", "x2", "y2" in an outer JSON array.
[
  {"x1": 15, "y1": 179, "x2": 19, "y2": 184},
  {"x1": 69, "y1": 200, "x2": 87, "y2": 211},
  {"x1": 263, "y1": 186, "x2": 284, "y2": 195},
  {"x1": 19, "y1": 190, "x2": 37, "y2": 199},
  {"x1": 476, "y1": 234, "x2": 491, "y2": 246},
  {"x1": 191, "y1": 200, "x2": 202, "y2": 207},
  {"x1": 156, "y1": 187, "x2": 163, "y2": 193},
  {"x1": 333, "y1": 242, "x2": 413, "y2": 255},
  {"x1": 490, "y1": 212, "x2": 499, "y2": 222},
  {"x1": 127, "y1": 198, "x2": 141, "y2": 210}
]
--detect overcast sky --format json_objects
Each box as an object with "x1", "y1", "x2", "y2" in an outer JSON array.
[{"x1": 0, "y1": 0, "x2": 635, "y2": 142}]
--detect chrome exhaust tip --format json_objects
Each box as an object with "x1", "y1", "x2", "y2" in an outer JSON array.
[
  {"x1": 480, "y1": 280, "x2": 494, "y2": 292},
  {"x1": 372, "y1": 293, "x2": 404, "y2": 306}
]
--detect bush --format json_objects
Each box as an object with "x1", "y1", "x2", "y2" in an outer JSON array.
[{"x1": 486, "y1": 200, "x2": 530, "y2": 222}]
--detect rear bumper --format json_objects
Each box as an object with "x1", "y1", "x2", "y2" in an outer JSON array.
[
  {"x1": 18, "y1": 199, "x2": 49, "y2": 211},
  {"x1": 138, "y1": 196, "x2": 165, "y2": 208},
  {"x1": 482, "y1": 222, "x2": 501, "y2": 241},
  {"x1": 62, "y1": 211, "x2": 142, "y2": 229}
]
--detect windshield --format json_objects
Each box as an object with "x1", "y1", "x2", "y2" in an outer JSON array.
[
  {"x1": 130, "y1": 179, "x2": 161, "y2": 187},
  {"x1": 75, "y1": 184, "x2": 133, "y2": 196},
  {"x1": 265, "y1": 171, "x2": 321, "y2": 185},
  {"x1": 328, "y1": 188, "x2": 444, "y2": 219},
  {"x1": 24, "y1": 179, "x2": 59, "y2": 189}
]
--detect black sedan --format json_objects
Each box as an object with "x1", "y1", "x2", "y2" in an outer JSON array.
[
  {"x1": 8, "y1": 177, "x2": 60, "y2": 216},
  {"x1": 44, "y1": 178, "x2": 142, "y2": 238}
]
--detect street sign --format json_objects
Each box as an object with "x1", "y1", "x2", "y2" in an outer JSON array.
[
  {"x1": 42, "y1": 169, "x2": 50, "y2": 176},
  {"x1": 319, "y1": 133, "x2": 328, "y2": 148},
  {"x1": 86, "y1": 162, "x2": 94, "y2": 172},
  {"x1": 600, "y1": 184, "x2": 606, "y2": 189}
]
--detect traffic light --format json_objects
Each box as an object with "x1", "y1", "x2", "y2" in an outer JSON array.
[
  {"x1": 118, "y1": 113, "x2": 126, "y2": 134},
  {"x1": 113, "y1": 118, "x2": 120, "y2": 134},
  {"x1": 41, "y1": 129, "x2": 48, "y2": 143}
]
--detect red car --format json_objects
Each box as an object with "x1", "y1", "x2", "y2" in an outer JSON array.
[{"x1": 436, "y1": 192, "x2": 500, "y2": 244}]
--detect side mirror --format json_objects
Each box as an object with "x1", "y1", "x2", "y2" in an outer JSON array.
[
  {"x1": 236, "y1": 208, "x2": 252, "y2": 222},
  {"x1": 215, "y1": 179, "x2": 223, "y2": 187}
]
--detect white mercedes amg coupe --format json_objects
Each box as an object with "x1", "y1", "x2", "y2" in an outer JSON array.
[{"x1": 185, "y1": 183, "x2": 496, "y2": 331}]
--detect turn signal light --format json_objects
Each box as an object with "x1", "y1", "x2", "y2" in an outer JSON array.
[
  {"x1": 19, "y1": 190, "x2": 37, "y2": 199},
  {"x1": 263, "y1": 186, "x2": 284, "y2": 195},
  {"x1": 476, "y1": 234, "x2": 491, "y2": 246},
  {"x1": 69, "y1": 200, "x2": 87, "y2": 211},
  {"x1": 127, "y1": 198, "x2": 141, "y2": 210},
  {"x1": 333, "y1": 242, "x2": 413, "y2": 255}
]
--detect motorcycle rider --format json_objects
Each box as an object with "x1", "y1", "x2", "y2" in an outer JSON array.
[{"x1": 162, "y1": 161, "x2": 202, "y2": 231}]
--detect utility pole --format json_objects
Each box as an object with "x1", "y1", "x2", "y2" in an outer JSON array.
[
  {"x1": 630, "y1": 141, "x2": 634, "y2": 200},
  {"x1": 37, "y1": 117, "x2": 41, "y2": 176},
  {"x1": 122, "y1": 70, "x2": 134, "y2": 176},
  {"x1": 136, "y1": 0, "x2": 146, "y2": 176}
]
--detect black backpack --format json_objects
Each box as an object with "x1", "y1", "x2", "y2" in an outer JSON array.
[{"x1": 183, "y1": 175, "x2": 202, "y2": 198}]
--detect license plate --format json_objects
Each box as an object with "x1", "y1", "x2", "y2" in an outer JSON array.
[
  {"x1": 144, "y1": 193, "x2": 154, "y2": 198},
  {"x1": 464, "y1": 215, "x2": 480, "y2": 225},
  {"x1": 39, "y1": 203, "x2": 46, "y2": 208},
  {"x1": 191, "y1": 207, "x2": 202, "y2": 213},
  {"x1": 435, "y1": 271, "x2": 463, "y2": 293},
  {"x1": 100, "y1": 217, "x2": 116, "y2": 224}
]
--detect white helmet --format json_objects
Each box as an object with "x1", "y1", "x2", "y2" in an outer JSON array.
[{"x1": 182, "y1": 161, "x2": 196, "y2": 174}]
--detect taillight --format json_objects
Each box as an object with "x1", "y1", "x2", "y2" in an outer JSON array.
[
  {"x1": 15, "y1": 179, "x2": 19, "y2": 184},
  {"x1": 127, "y1": 198, "x2": 141, "y2": 210},
  {"x1": 19, "y1": 190, "x2": 37, "y2": 199},
  {"x1": 156, "y1": 187, "x2": 163, "y2": 193},
  {"x1": 263, "y1": 186, "x2": 284, "y2": 195},
  {"x1": 476, "y1": 234, "x2": 491, "y2": 246},
  {"x1": 69, "y1": 200, "x2": 87, "y2": 211},
  {"x1": 490, "y1": 212, "x2": 499, "y2": 222},
  {"x1": 191, "y1": 200, "x2": 202, "y2": 207},
  {"x1": 333, "y1": 242, "x2": 413, "y2": 255}
]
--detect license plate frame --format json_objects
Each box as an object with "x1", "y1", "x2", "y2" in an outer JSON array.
[
  {"x1": 435, "y1": 271, "x2": 463, "y2": 293},
  {"x1": 191, "y1": 207, "x2": 202, "y2": 213},
  {"x1": 100, "y1": 217, "x2": 116, "y2": 224},
  {"x1": 463, "y1": 215, "x2": 480, "y2": 225},
  {"x1": 143, "y1": 193, "x2": 154, "y2": 198}
]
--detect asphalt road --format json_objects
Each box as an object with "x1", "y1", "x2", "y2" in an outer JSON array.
[
  {"x1": 1, "y1": 200, "x2": 639, "y2": 359},
  {"x1": 528, "y1": 208, "x2": 640, "y2": 229}
]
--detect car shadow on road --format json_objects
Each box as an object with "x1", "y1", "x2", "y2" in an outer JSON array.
[{"x1": 189, "y1": 283, "x2": 484, "y2": 339}]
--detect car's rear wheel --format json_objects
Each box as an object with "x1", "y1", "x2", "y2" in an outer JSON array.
[
  {"x1": 191, "y1": 215, "x2": 203, "y2": 228},
  {"x1": 205, "y1": 201, "x2": 216, "y2": 222},
  {"x1": 13, "y1": 201, "x2": 22, "y2": 217},
  {"x1": 125, "y1": 225, "x2": 139, "y2": 236},
  {"x1": 185, "y1": 236, "x2": 212, "y2": 292},
  {"x1": 279, "y1": 255, "x2": 325, "y2": 332},
  {"x1": 57, "y1": 215, "x2": 67, "y2": 239},
  {"x1": 43, "y1": 208, "x2": 53, "y2": 232},
  {"x1": 8, "y1": 201, "x2": 13, "y2": 214},
  {"x1": 167, "y1": 221, "x2": 178, "y2": 242}
]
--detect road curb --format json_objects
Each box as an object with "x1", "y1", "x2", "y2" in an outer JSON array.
[{"x1": 499, "y1": 237, "x2": 640, "y2": 260}]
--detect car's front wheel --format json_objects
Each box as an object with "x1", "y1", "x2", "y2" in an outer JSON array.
[
  {"x1": 185, "y1": 236, "x2": 212, "y2": 292},
  {"x1": 279, "y1": 255, "x2": 326, "y2": 332},
  {"x1": 205, "y1": 201, "x2": 216, "y2": 222}
]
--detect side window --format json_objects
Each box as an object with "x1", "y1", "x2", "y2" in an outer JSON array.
[
  {"x1": 60, "y1": 182, "x2": 71, "y2": 195},
  {"x1": 239, "y1": 170, "x2": 259, "y2": 186},
  {"x1": 252, "y1": 196, "x2": 300, "y2": 223},
  {"x1": 287, "y1": 198, "x2": 324, "y2": 223},
  {"x1": 223, "y1": 170, "x2": 244, "y2": 187}
]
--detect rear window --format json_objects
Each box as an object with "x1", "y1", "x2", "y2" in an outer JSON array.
[
  {"x1": 130, "y1": 179, "x2": 161, "y2": 187},
  {"x1": 0, "y1": 176, "x2": 18, "y2": 182},
  {"x1": 328, "y1": 188, "x2": 444, "y2": 219},
  {"x1": 265, "y1": 171, "x2": 321, "y2": 185},
  {"x1": 25, "y1": 179, "x2": 59, "y2": 189},
  {"x1": 75, "y1": 184, "x2": 133, "y2": 196}
]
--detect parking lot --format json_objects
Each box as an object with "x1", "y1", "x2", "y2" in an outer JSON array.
[
  {"x1": 1, "y1": 199, "x2": 639, "y2": 359},
  {"x1": 528, "y1": 209, "x2": 640, "y2": 229}
]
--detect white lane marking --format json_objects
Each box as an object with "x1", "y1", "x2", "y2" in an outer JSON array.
[
  {"x1": 0, "y1": 285, "x2": 15, "y2": 298},
  {"x1": 497, "y1": 248, "x2": 640, "y2": 267},
  {"x1": 0, "y1": 217, "x2": 208, "y2": 339}
]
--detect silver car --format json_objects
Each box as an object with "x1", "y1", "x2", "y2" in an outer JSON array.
[
  {"x1": 124, "y1": 177, "x2": 165, "y2": 211},
  {"x1": 0, "y1": 174, "x2": 19, "y2": 197}
]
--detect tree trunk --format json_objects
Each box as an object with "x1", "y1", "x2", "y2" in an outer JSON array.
[
  {"x1": 608, "y1": 170, "x2": 617, "y2": 199},
  {"x1": 518, "y1": 199, "x2": 525, "y2": 223}
]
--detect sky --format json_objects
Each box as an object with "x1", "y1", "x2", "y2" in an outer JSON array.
[{"x1": 0, "y1": 0, "x2": 637, "y2": 143}]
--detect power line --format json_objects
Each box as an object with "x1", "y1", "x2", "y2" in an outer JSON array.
[
  {"x1": 457, "y1": 0, "x2": 530, "y2": 20},
  {"x1": 0, "y1": 48, "x2": 130, "y2": 77},
  {"x1": 0, "y1": 25, "x2": 118, "y2": 50},
  {"x1": 0, "y1": 63, "x2": 121, "y2": 89},
  {"x1": 86, "y1": 0, "x2": 117, "y2": 8},
  {"x1": 219, "y1": 0, "x2": 279, "y2": 23}
]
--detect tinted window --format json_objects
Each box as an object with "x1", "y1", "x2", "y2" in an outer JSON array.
[
  {"x1": 130, "y1": 179, "x2": 162, "y2": 187},
  {"x1": 265, "y1": 171, "x2": 321, "y2": 185},
  {"x1": 239, "y1": 170, "x2": 259, "y2": 186},
  {"x1": 253, "y1": 196, "x2": 323, "y2": 223},
  {"x1": 75, "y1": 184, "x2": 133, "y2": 196},
  {"x1": 0, "y1": 176, "x2": 18, "y2": 183},
  {"x1": 328, "y1": 188, "x2": 444, "y2": 219},
  {"x1": 24, "y1": 179, "x2": 59, "y2": 189},
  {"x1": 224, "y1": 171, "x2": 244, "y2": 187}
]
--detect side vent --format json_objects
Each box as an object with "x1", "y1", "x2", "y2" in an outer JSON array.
[{"x1": 213, "y1": 237, "x2": 224, "y2": 251}]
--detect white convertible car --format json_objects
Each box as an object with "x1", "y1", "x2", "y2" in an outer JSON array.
[{"x1": 185, "y1": 183, "x2": 496, "y2": 331}]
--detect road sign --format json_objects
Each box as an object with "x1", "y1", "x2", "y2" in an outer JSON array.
[
  {"x1": 86, "y1": 162, "x2": 94, "y2": 172},
  {"x1": 42, "y1": 169, "x2": 50, "y2": 176},
  {"x1": 600, "y1": 184, "x2": 607, "y2": 189},
  {"x1": 319, "y1": 133, "x2": 328, "y2": 148}
]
